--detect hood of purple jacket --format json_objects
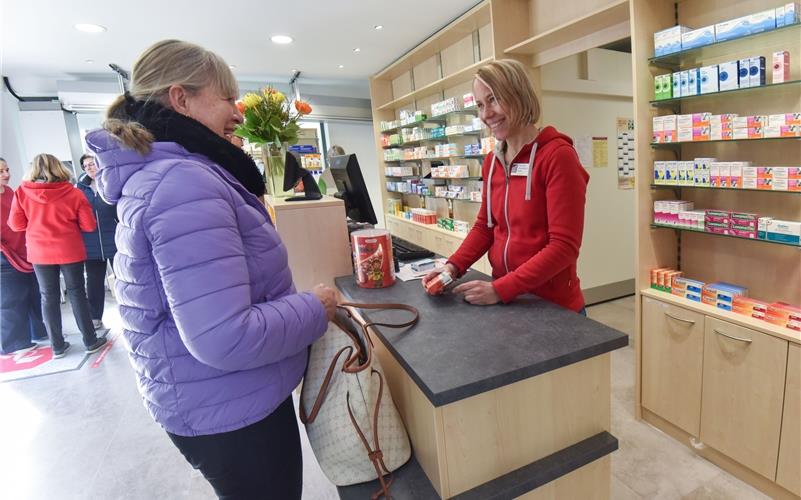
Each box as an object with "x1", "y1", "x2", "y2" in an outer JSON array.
[{"x1": 85, "y1": 128, "x2": 327, "y2": 436}]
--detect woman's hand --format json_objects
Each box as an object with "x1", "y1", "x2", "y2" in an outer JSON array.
[
  {"x1": 311, "y1": 284, "x2": 338, "y2": 320},
  {"x1": 421, "y1": 263, "x2": 458, "y2": 295},
  {"x1": 452, "y1": 280, "x2": 500, "y2": 305}
]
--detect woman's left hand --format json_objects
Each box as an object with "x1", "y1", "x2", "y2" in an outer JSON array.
[{"x1": 452, "y1": 280, "x2": 500, "y2": 305}]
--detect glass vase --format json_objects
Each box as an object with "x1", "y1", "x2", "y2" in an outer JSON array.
[{"x1": 262, "y1": 144, "x2": 292, "y2": 198}]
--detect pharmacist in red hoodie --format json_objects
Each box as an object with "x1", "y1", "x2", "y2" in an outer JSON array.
[
  {"x1": 8, "y1": 154, "x2": 107, "y2": 358},
  {"x1": 1, "y1": 158, "x2": 47, "y2": 354},
  {"x1": 423, "y1": 59, "x2": 589, "y2": 313}
]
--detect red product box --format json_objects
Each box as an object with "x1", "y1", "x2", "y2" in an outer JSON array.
[
  {"x1": 729, "y1": 227, "x2": 757, "y2": 238},
  {"x1": 730, "y1": 212, "x2": 759, "y2": 228},
  {"x1": 705, "y1": 223, "x2": 730, "y2": 235}
]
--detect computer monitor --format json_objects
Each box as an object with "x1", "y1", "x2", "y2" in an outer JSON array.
[
  {"x1": 282, "y1": 150, "x2": 323, "y2": 201},
  {"x1": 329, "y1": 154, "x2": 377, "y2": 225}
]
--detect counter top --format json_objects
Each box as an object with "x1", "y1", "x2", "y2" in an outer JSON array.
[
  {"x1": 264, "y1": 194, "x2": 343, "y2": 210},
  {"x1": 336, "y1": 272, "x2": 629, "y2": 406}
]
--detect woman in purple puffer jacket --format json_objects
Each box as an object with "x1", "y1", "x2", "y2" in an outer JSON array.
[{"x1": 85, "y1": 40, "x2": 337, "y2": 499}]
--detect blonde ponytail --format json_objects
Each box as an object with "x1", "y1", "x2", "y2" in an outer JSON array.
[{"x1": 101, "y1": 40, "x2": 238, "y2": 156}]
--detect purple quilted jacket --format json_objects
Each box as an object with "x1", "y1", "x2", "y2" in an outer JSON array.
[{"x1": 85, "y1": 129, "x2": 327, "y2": 437}]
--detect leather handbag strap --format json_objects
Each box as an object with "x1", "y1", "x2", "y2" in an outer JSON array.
[
  {"x1": 300, "y1": 303, "x2": 419, "y2": 425},
  {"x1": 346, "y1": 369, "x2": 394, "y2": 500}
]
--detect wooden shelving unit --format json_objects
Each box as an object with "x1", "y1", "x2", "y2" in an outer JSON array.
[
  {"x1": 633, "y1": 1, "x2": 800, "y2": 498},
  {"x1": 504, "y1": 0, "x2": 629, "y2": 56}
]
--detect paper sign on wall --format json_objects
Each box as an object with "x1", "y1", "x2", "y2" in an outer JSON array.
[
  {"x1": 574, "y1": 136, "x2": 592, "y2": 169},
  {"x1": 616, "y1": 118, "x2": 635, "y2": 190},
  {"x1": 592, "y1": 137, "x2": 608, "y2": 168}
]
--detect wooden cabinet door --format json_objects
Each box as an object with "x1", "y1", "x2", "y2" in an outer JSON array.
[
  {"x1": 641, "y1": 296, "x2": 706, "y2": 436},
  {"x1": 700, "y1": 317, "x2": 788, "y2": 480},
  {"x1": 777, "y1": 343, "x2": 800, "y2": 495}
]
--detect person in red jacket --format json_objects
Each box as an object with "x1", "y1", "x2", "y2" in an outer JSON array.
[
  {"x1": 1, "y1": 158, "x2": 47, "y2": 354},
  {"x1": 422, "y1": 59, "x2": 589, "y2": 313},
  {"x1": 8, "y1": 154, "x2": 107, "y2": 358}
]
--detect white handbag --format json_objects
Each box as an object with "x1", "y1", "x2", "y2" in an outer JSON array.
[{"x1": 300, "y1": 302, "x2": 418, "y2": 498}]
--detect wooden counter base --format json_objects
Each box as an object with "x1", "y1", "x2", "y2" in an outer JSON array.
[{"x1": 372, "y1": 329, "x2": 612, "y2": 498}]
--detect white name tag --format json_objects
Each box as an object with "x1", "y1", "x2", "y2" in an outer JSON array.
[{"x1": 510, "y1": 163, "x2": 530, "y2": 176}]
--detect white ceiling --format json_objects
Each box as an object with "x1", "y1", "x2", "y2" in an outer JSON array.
[{"x1": 1, "y1": 0, "x2": 481, "y2": 98}]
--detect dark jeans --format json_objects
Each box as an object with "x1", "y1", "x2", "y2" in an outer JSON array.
[
  {"x1": 578, "y1": 307, "x2": 587, "y2": 316},
  {"x1": 1, "y1": 254, "x2": 47, "y2": 354},
  {"x1": 84, "y1": 259, "x2": 110, "y2": 320},
  {"x1": 33, "y1": 262, "x2": 98, "y2": 350},
  {"x1": 168, "y1": 397, "x2": 302, "y2": 500}
]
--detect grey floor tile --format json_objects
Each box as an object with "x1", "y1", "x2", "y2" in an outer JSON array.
[{"x1": 0, "y1": 293, "x2": 775, "y2": 500}]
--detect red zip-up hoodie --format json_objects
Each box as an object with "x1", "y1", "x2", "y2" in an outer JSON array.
[
  {"x1": 448, "y1": 126, "x2": 589, "y2": 311},
  {"x1": 8, "y1": 181, "x2": 96, "y2": 264}
]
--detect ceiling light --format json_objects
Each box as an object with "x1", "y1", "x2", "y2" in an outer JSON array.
[
  {"x1": 374, "y1": 25, "x2": 384, "y2": 30},
  {"x1": 74, "y1": 23, "x2": 106, "y2": 33},
  {"x1": 229, "y1": 65, "x2": 236, "y2": 69},
  {"x1": 85, "y1": 59, "x2": 94, "y2": 64},
  {"x1": 338, "y1": 64, "x2": 345, "y2": 69},
  {"x1": 353, "y1": 48, "x2": 361, "y2": 53},
  {"x1": 270, "y1": 35, "x2": 293, "y2": 44}
]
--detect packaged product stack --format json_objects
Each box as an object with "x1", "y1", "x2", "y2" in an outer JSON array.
[
  {"x1": 649, "y1": 268, "x2": 684, "y2": 292},
  {"x1": 671, "y1": 276, "x2": 706, "y2": 302},
  {"x1": 766, "y1": 303, "x2": 801, "y2": 331},
  {"x1": 701, "y1": 282, "x2": 748, "y2": 311},
  {"x1": 758, "y1": 217, "x2": 801, "y2": 244},
  {"x1": 387, "y1": 199, "x2": 403, "y2": 216},
  {"x1": 465, "y1": 143, "x2": 482, "y2": 156},
  {"x1": 463, "y1": 93, "x2": 476, "y2": 109},
  {"x1": 411, "y1": 208, "x2": 437, "y2": 225},
  {"x1": 653, "y1": 4, "x2": 799, "y2": 57},
  {"x1": 733, "y1": 296, "x2": 770, "y2": 320},
  {"x1": 480, "y1": 136, "x2": 496, "y2": 154},
  {"x1": 765, "y1": 112, "x2": 801, "y2": 138},
  {"x1": 431, "y1": 97, "x2": 460, "y2": 117},
  {"x1": 653, "y1": 200, "x2": 694, "y2": 225},
  {"x1": 385, "y1": 166, "x2": 415, "y2": 177}
]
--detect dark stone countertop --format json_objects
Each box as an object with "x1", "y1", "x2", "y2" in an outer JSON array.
[{"x1": 336, "y1": 271, "x2": 629, "y2": 407}]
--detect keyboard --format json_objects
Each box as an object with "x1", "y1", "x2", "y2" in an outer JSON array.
[{"x1": 392, "y1": 236, "x2": 435, "y2": 262}]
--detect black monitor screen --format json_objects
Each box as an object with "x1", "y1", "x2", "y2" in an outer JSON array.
[{"x1": 329, "y1": 154, "x2": 377, "y2": 225}]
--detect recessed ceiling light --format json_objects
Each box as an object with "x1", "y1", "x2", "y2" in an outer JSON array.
[
  {"x1": 353, "y1": 48, "x2": 361, "y2": 53},
  {"x1": 338, "y1": 64, "x2": 345, "y2": 69},
  {"x1": 374, "y1": 25, "x2": 384, "y2": 30},
  {"x1": 74, "y1": 23, "x2": 106, "y2": 33},
  {"x1": 270, "y1": 35, "x2": 293, "y2": 44},
  {"x1": 229, "y1": 65, "x2": 236, "y2": 69},
  {"x1": 85, "y1": 59, "x2": 95, "y2": 64}
]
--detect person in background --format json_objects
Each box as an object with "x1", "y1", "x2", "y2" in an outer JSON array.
[
  {"x1": 423, "y1": 59, "x2": 589, "y2": 314},
  {"x1": 76, "y1": 153, "x2": 117, "y2": 330},
  {"x1": 326, "y1": 144, "x2": 345, "y2": 158},
  {"x1": 85, "y1": 39, "x2": 336, "y2": 499},
  {"x1": 0, "y1": 157, "x2": 47, "y2": 355},
  {"x1": 8, "y1": 154, "x2": 107, "y2": 358}
]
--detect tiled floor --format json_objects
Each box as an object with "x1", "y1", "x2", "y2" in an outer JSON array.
[{"x1": 0, "y1": 295, "x2": 769, "y2": 499}]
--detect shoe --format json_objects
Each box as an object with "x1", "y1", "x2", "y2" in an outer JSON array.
[
  {"x1": 92, "y1": 319, "x2": 105, "y2": 330},
  {"x1": 53, "y1": 342, "x2": 72, "y2": 359},
  {"x1": 0, "y1": 343, "x2": 36, "y2": 356},
  {"x1": 85, "y1": 337, "x2": 108, "y2": 354}
]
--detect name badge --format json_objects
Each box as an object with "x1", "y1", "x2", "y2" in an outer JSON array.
[{"x1": 510, "y1": 163, "x2": 530, "y2": 176}]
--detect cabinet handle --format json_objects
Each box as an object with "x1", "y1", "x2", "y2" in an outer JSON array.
[
  {"x1": 664, "y1": 312, "x2": 695, "y2": 325},
  {"x1": 713, "y1": 329, "x2": 753, "y2": 344}
]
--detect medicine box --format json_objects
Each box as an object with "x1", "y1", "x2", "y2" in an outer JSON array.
[
  {"x1": 718, "y1": 61, "x2": 739, "y2": 91},
  {"x1": 672, "y1": 72, "x2": 682, "y2": 97},
  {"x1": 699, "y1": 65, "x2": 719, "y2": 93},
  {"x1": 654, "y1": 25, "x2": 692, "y2": 56},
  {"x1": 716, "y1": 10, "x2": 775, "y2": 42},
  {"x1": 749, "y1": 56, "x2": 766, "y2": 87},
  {"x1": 766, "y1": 219, "x2": 801, "y2": 245},
  {"x1": 772, "y1": 51, "x2": 790, "y2": 83},
  {"x1": 738, "y1": 58, "x2": 751, "y2": 88},
  {"x1": 681, "y1": 25, "x2": 715, "y2": 49},
  {"x1": 679, "y1": 70, "x2": 689, "y2": 97},
  {"x1": 686, "y1": 68, "x2": 699, "y2": 96}
]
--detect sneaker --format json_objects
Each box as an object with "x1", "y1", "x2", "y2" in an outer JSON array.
[
  {"x1": 85, "y1": 337, "x2": 108, "y2": 354},
  {"x1": 92, "y1": 319, "x2": 105, "y2": 330},
  {"x1": 53, "y1": 342, "x2": 72, "y2": 359}
]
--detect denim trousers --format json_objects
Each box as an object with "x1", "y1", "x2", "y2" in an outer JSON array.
[
  {"x1": 84, "y1": 259, "x2": 111, "y2": 321},
  {"x1": 1, "y1": 254, "x2": 47, "y2": 354},
  {"x1": 33, "y1": 262, "x2": 98, "y2": 349}
]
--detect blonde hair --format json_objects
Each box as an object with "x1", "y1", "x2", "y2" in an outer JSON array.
[
  {"x1": 25, "y1": 154, "x2": 73, "y2": 182},
  {"x1": 104, "y1": 39, "x2": 239, "y2": 154},
  {"x1": 474, "y1": 59, "x2": 541, "y2": 129}
]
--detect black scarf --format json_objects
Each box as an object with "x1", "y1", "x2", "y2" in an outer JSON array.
[{"x1": 123, "y1": 95, "x2": 265, "y2": 197}]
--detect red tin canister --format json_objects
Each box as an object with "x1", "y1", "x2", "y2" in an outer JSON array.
[{"x1": 351, "y1": 229, "x2": 396, "y2": 288}]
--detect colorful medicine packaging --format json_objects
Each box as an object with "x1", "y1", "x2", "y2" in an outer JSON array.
[{"x1": 702, "y1": 282, "x2": 748, "y2": 311}]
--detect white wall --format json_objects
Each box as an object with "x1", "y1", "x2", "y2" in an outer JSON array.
[
  {"x1": 325, "y1": 120, "x2": 384, "y2": 227},
  {"x1": 540, "y1": 48, "x2": 635, "y2": 296},
  {"x1": 1, "y1": 90, "x2": 27, "y2": 187}
]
